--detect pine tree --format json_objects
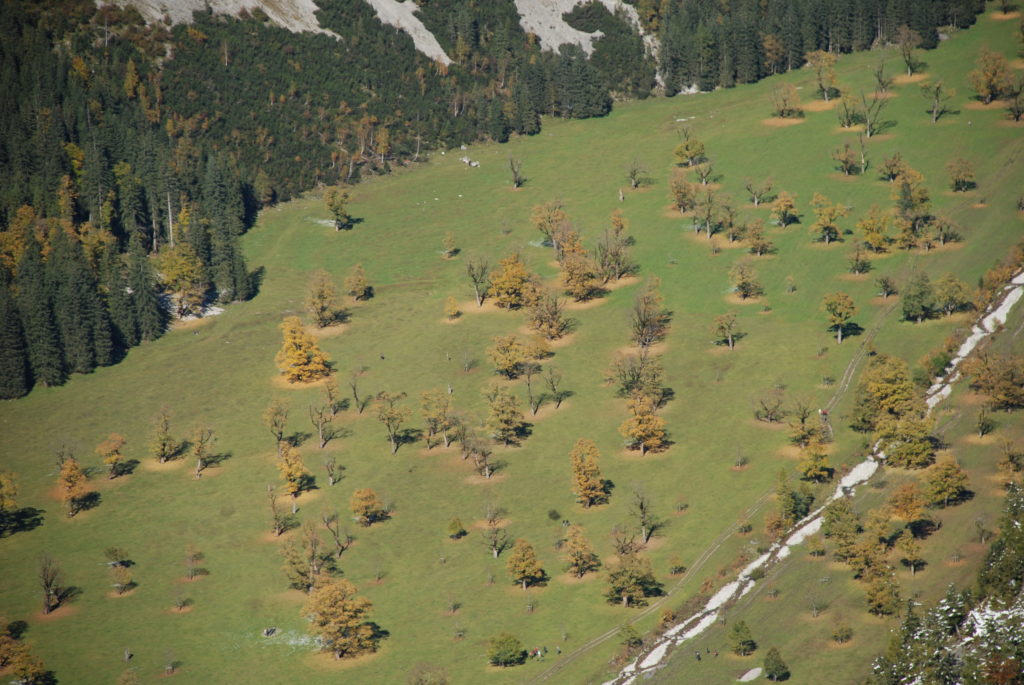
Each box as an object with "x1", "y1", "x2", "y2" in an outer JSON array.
[
  {"x1": 564, "y1": 524, "x2": 600, "y2": 578},
  {"x1": 99, "y1": 245, "x2": 138, "y2": 350},
  {"x1": 0, "y1": 286, "x2": 30, "y2": 398},
  {"x1": 274, "y1": 316, "x2": 331, "y2": 383},
  {"x1": 506, "y1": 539, "x2": 545, "y2": 590},
  {"x1": 570, "y1": 438, "x2": 606, "y2": 507},
  {"x1": 302, "y1": 579, "x2": 380, "y2": 659},
  {"x1": 16, "y1": 237, "x2": 64, "y2": 386},
  {"x1": 729, "y1": 620, "x2": 757, "y2": 655},
  {"x1": 763, "y1": 647, "x2": 790, "y2": 681},
  {"x1": 127, "y1": 234, "x2": 165, "y2": 341}
]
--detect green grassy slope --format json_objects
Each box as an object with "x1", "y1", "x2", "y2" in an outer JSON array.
[{"x1": 1, "y1": 7, "x2": 1022, "y2": 684}]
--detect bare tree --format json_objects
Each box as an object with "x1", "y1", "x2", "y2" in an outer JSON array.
[
  {"x1": 262, "y1": 399, "x2": 289, "y2": 453},
  {"x1": 321, "y1": 511, "x2": 353, "y2": 559},
  {"x1": 348, "y1": 366, "x2": 369, "y2": 414},
  {"x1": 630, "y1": 489, "x2": 662, "y2": 544},
  {"x1": 309, "y1": 404, "x2": 338, "y2": 449},
  {"x1": 744, "y1": 178, "x2": 774, "y2": 207},
  {"x1": 465, "y1": 257, "x2": 490, "y2": 307},
  {"x1": 859, "y1": 90, "x2": 889, "y2": 138},
  {"x1": 481, "y1": 505, "x2": 511, "y2": 558},
  {"x1": 626, "y1": 159, "x2": 648, "y2": 189},
  {"x1": 509, "y1": 158, "x2": 525, "y2": 188},
  {"x1": 544, "y1": 366, "x2": 566, "y2": 409},
  {"x1": 522, "y1": 362, "x2": 543, "y2": 415},
  {"x1": 323, "y1": 456, "x2": 344, "y2": 486},
  {"x1": 39, "y1": 556, "x2": 63, "y2": 614}
]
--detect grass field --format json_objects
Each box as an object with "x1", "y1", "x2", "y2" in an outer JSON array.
[{"x1": 1, "y1": 6, "x2": 1023, "y2": 684}]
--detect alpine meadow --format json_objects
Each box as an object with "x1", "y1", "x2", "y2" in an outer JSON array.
[{"x1": 1, "y1": 2, "x2": 1024, "y2": 684}]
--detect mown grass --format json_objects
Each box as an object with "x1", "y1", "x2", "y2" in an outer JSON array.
[{"x1": 1, "y1": 7, "x2": 1022, "y2": 684}]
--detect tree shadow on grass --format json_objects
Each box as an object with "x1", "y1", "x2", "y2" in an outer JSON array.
[
  {"x1": 203, "y1": 451, "x2": 232, "y2": 468},
  {"x1": 115, "y1": 459, "x2": 140, "y2": 477},
  {"x1": 396, "y1": 428, "x2": 424, "y2": 451},
  {"x1": 74, "y1": 491, "x2": 101, "y2": 513},
  {"x1": 1, "y1": 507, "x2": 45, "y2": 537}
]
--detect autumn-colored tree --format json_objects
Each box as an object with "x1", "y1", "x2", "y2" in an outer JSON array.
[
  {"x1": 305, "y1": 270, "x2": 342, "y2": 328},
  {"x1": 969, "y1": 48, "x2": 1013, "y2": 104},
  {"x1": 631, "y1": 279, "x2": 670, "y2": 348},
  {"x1": 712, "y1": 312, "x2": 740, "y2": 350},
  {"x1": 0, "y1": 471, "x2": 17, "y2": 527},
  {"x1": 881, "y1": 414, "x2": 936, "y2": 469},
  {"x1": 446, "y1": 516, "x2": 467, "y2": 539},
  {"x1": 485, "y1": 384, "x2": 526, "y2": 446},
  {"x1": 946, "y1": 157, "x2": 975, "y2": 192},
  {"x1": 278, "y1": 442, "x2": 310, "y2": 513},
  {"x1": 965, "y1": 354, "x2": 1024, "y2": 410},
  {"x1": 619, "y1": 394, "x2": 667, "y2": 455},
  {"x1": 344, "y1": 264, "x2": 370, "y2": 300},
  {"x1": 806, "y1": 50, "x2": 837, "y2": 101},
  {"x1": 673, "y1": 128, "x2": 705, "y2": 167},
  {"x1": 303, "y1": 579, "x2": 381, "y2": 659},
  {"x1": 506, "y1": 539, "x2": 545, "y2": 590},
  {"x1": 888, "y1": 483, "x2": 925, "y2": 522},
  {"x1": 832, "y1": 142, "x2": 859, "y2": 176},
  {"x1": 419, "y1": 390, "x2": 453, "y2": 449},
  {"x1": 865, "y1": 572, "x2": 901, "y2": 616},
  {"x1": 770, "y1": 83, "x2": 802, "y2": 118},
  {"x1": 797, "y1": 443, "x2": 832, "y2": 483},
  {"x1": 58, "y1": 456, "x2": 87, "y2": 516},
  {"x1": 858, "y1": 205, "x2": 891, "y2": 253},
  {"x1": 768, "y1": 195, "x2": 797, "y2": 233},
  {"x1": 606, "y1": 552, "x2": 661, "y2": 607},
  {"x1": 488, "y1": 335, "x2": 527, "y2": 379},
  {"x1": 810, "y1": 193, "x2": 848, "y2": 244},
  {"x1": 669, "y1": 169, "x2": 698, "y2": 213},
  {"x1": 444, "y1": 296, "x2": 460, "y2": 320},
  {"x1": 559, "y1": 237, "x2": 600, "y2": 302},
  {"x1": 150, "y1": 406, "x2": 177, "y2": 462},
  {"x1": 531, "y1": 200, "x2": 569, "y2": 257},
  {"x1": 745, "y1": 219, "x2": 773, "y2": 256},
  {"x1": 263, "y1": 398, "x2": 290, "y2": 452},
  {"x1": 275, "y1": 316, "x2": 331, "y2": 383},
  {"x1": 564, "y1": 525, "x2": 600, "y2": 578},
  {"x1": 730, "y1": 261, "x2": 764, "y2": 299},
  {"x1": 488, "y1": 253, "x2": 541, "y2": 309},
  {"x1": 350, "y1": 488, "x2": 387, "y2": 527},
  {"x1": 155, "y1": 244, "x2": 207, "y2": 317},
  {"x1": 934, "y1": 273, "x2": 971, "y2": 316},
  {"x1": 570, "y1": 438, "x2": 606, "y2": 507},
  {"x1": 527, "y1": 291, "x2": 570, "y2": 340},
  {"x1": 924, "y1": 458, "x2": 970, "y2": 508},
  {"x1": 374, "y1": 391, "x2": 410, "y2": 454},
  {"x1": 442, "y1": 231, "x2": 457, "y2": 258},
  {"x1": 898, "y1": 534, "x2": 924, "y2": 575},
  {"x1": 823, "y1": 292, "x2": 857, "y2": 343},
  {"x1": 96, "y1": 433, "x2": 127, "y2": 479},
  {"x1": 325, "y1": 189, "x2": 352, "y2": 230}
]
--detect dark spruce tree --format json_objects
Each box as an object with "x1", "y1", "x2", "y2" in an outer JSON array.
[
  {"x1": 100, "y1": 243, "x2": 139, "y2": 350},
  {"x1": 0, "y1": 285, "x2": 30, "y2": 398},
  {"x1": 15, "y1": 237, "x2": 64, "y2": 387},
  {"x1": 127, "y1": 234, "x2": 166, "y2": 341}
]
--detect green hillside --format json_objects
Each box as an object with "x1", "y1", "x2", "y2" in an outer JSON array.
[{"x1": 1, "y1": 6, "x2": 1022, "y2": 685}]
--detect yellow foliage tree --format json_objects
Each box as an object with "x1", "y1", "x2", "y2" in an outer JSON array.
[
  {"x1": 302, "y1": 579, "x2": 381, "y2": 659},
  {"x1": 619, "y1": 395, "x2": 667, "y2": 455},
  {"x1": 96, "y1": 433, "x2": 127, "y2": 479},
  {"x1": 506, "y1": 539, "x2": 545, "y2": 590},
  {"x1": 570, "y1": 438, "x2": 606, "y2": 507},
  {"x1": 488, "y1": 253, "x2": 541, "y2": 309},
  {"x1": 350, "y1": 488, "x2": 387, "y2": 526},
  {"x1": 58, "y1": 456, "x2": 87, "y2": 516},
  {"x1": 274, "y1": 316, "x2": 331, "y2": 383},
  {"x1": 278, "y1": 442, "x2": 310, "y2": 513}
]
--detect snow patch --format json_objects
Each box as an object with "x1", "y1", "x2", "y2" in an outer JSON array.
[
  {"x1": 362, "y1": 0, "x2": 451, "y2": 64},
  {"x1": 513, "y1": 0, "x2": 647, "y2": 57},
  {"x1": 97, "y1": 0, "x2": 339, "y2": 37},
  {"x1": 738, "y1": 667, "x2": 763, "y2": 682}
]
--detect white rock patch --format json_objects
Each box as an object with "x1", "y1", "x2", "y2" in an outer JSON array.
[{"x1": 362, "y1": 0, "x2": 451, "y2": 64}]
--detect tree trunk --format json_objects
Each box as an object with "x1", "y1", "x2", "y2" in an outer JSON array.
[
  {"x1": 522, "y1": 579, "x2": 527, "y2": 591},
  {"x1": 837, "y1": 327, "x2": 843, "y2": 344},
  {"x1": 622, "y1": 594, "x2": 629, "y2": 607},
  {"x1": 728, "y1": 334, "x2": 734, "y2": 350},
  {"x1": 640, "y1": 442, "x2": 646, "y2": 456},
  {"x1": 292, "y1": 495, "x2": 298, "y2": 514},
  {"x1": 474, "y1": 286, "x2": 483, "y2": 307},
  {"x1": 492, "y1": 547, "x2": 499, "y2": 559}
]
